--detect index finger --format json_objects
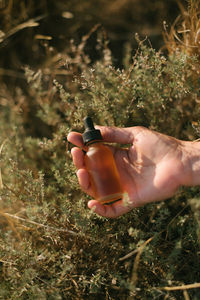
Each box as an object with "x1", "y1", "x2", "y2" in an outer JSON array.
[
  {"x1": 67, "y1": 126, "x2": 137, "y2": 147},
  {"x1": 96, "y1": 126, "x2": 135, "y2": 144},
  {"x1": 67, "y1": 132, "x2": 85, "y2": 149}
]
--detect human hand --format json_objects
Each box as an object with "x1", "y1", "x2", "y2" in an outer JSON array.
[{"x1": 67, "y1": 126, "x2": 199, "y2": 218}]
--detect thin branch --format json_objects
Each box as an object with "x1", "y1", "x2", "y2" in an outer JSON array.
[
  {"x1": 0, "y1": 68, "x2": 25, "y2": 79},
  {"x1": 183, "y1": 290, "x2": 190, "y2": 300},
  {"x1": 130, "y1": 237, "x2": 153, "y2": 286},
  {"x1": 0, "y1": 259, "x2": 16, "y2": 265},
  {"x1": 159, "y1": 282, "x2": 200, "y2": 291},
  {"x1": 119, "y1": 248, "x2": 140, "y2": 261},
  {"x1": 0, "y1": 139, "x2": 8, "y2": 189},
  {"x1": 3, "y1": 212, "x2": 78, "y2": 236},
  {"x1": 0, "y1": 15, "x2": 46, "y2": 45}
]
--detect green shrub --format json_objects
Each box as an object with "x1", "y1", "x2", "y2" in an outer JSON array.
[{"x1": 0, "y1": 1, "x2": 200, "y2": 299}]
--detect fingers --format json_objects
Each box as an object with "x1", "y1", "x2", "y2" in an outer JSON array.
[
  {"x1": 67, "y1": 132, "x2": 86, "y2": 149},
  {"x1": 70, "y1": 147, "x2": 94, "y2": 196},
  {"x1": 95, "y1": 126, "x2": 136, "y2": 144},
  {"x1": 67, "y1": 126, "x2": 142, "y2": 147},
  {"x1": 88, "y1": 198, "x2": 134, "y2": 218},
  {"x1": 77, "y1": 168, "x2": 90, "y2": 192},
  {"x1": 71, "y1": 147, "x2": 85, "y2": 169},
  {"x1": 77, "y1": 169, "x2": 94, "y2": 197}
]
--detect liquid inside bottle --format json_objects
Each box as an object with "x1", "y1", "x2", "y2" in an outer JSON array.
[
  {"x1": 84, "y1": 142, "x2": 124, "y2": 204},
  {"x1": 83, "y1": 116, "x2": 124, "y2": 204}
]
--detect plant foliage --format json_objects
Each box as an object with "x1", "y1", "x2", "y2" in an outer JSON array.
[{"x1": 0, "y1": 0, "x2": 200, "y2": 299}]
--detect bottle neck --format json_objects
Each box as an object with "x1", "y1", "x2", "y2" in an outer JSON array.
[{"x1": 85, "y1": 140, "x2": 102, "y2": 146}]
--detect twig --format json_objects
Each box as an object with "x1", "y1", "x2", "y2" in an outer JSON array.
[
  {"x1": 77, "y1": 23, "x2": 101, "y2": 54},
  {"x1": 0, "y1": 15, "x2": 46, "y2": 45},
  {"x1": 183, "y1": 290, "x2": 190, "y2": 300},
  {"x1": 119, "y1": 236, "x2": 153, "y2": 261},
  {"x1": 120, "y1": 204, "x2": 189, "y2": 261},
  {"x1": 2, "y1": 212, "x2": 78, "y2": 236},
  {"x1": 165, "y1": 204, "x2": 189, "y2": 240},
  {"x1": 0, "y1": 139, "x2": 8, "y2": 189},
  {"x1": 3, "y1": 182, "x2": 19, "y2": 197},
  {"x1": 119, "y1": 247, "x2": 141, "y2": 261},
  {"x1": 0, "y1": 169, "x2": 3, "y2": 189},
  {"x1": 0, "y1": 211, "x2": 22, "y2": 240},
  {"x1": 173, "y1": 30, "x2": 198, "y2": 48},
  {"x1": 0, "y1": 68, "x2": 25, "y2": 79},
  {"x1": 0, "y1": 259, "x2": 16, "y2": 265},
  {"x1": 130, "y1": 237, "x2": 153, "y2": 286},
  {"x1": 159, "y1": 282, "x2": 200, "y2": 291}
]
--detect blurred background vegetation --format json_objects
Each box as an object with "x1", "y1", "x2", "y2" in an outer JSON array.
[
  {"x1": 0, "y1": 0, "x2": 200, "y2": 299},
  {"x1": 0, "y1": 0, "x2": 180, "y2": 83}
]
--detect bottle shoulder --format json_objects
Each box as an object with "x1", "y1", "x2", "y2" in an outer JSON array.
[{"x1": 86, "y1": 143, "x2": 112, "y2": 157}]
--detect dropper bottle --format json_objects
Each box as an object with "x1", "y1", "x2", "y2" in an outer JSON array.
[{"x1": 82, "y1": 116, "x2": 124, "y2": 204}]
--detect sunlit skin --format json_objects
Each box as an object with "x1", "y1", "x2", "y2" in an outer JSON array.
[{"x1": 67, "y1": 126, "x2": 200, "y2": 218}]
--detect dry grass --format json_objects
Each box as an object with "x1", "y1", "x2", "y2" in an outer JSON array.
[{"x1": 164, "y1": 0, "x2": 200, "y2": 59}]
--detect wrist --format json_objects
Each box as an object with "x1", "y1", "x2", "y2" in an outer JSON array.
[{"x1": 181, "y1": 140, "x2": 200, "y2": 187}]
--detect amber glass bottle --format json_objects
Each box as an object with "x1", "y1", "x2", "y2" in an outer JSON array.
[{"x1": 83, "y1": 117, "x2": 124, "y2": 204}]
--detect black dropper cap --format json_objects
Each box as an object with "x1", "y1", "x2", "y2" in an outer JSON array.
[{"x1": 82, "y1": 116, "x2": 102, "y2": 145}]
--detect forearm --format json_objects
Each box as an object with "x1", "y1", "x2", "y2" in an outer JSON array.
[{"x1": 181, "y1": 140, "x2": 200, "y2": 186}]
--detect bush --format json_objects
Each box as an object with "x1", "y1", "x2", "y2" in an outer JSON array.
[{"x1": 0, "y1": 0, "x2": 200, "y2": 299}]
